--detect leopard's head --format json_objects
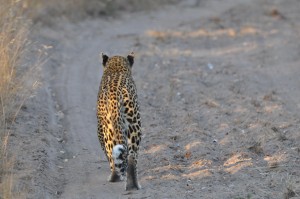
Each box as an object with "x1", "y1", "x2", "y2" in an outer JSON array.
[{"x1": 101, "y1": 52, "x2": 134, "y2": 72}]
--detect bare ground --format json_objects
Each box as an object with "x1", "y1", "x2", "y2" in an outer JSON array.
[{"x1": 8, "y1": 0, "x2": 300, "y2": 198}]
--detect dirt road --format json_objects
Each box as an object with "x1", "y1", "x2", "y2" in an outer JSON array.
[{"x1": 11, "y1": 0, "x2": 300, "y2": 198}]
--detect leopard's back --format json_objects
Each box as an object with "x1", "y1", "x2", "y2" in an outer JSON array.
[{"x1": 96, "y1": 53, "x2": 141, "y2": 190}]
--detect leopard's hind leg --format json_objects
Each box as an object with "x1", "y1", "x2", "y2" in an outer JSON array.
[
  {"x1": 126, "y1": 153, "x2": 141, "y2": 190},
  {"x1": 97, "y1": 117, "x2": 123, "y2": 182},
  {"x1": 125, "y1": 128, "x2": 141, "y2": 190}
]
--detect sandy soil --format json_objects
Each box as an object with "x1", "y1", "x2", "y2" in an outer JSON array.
[{"x1": 9, "y1": 0, "x2": 300, "y2": 198}]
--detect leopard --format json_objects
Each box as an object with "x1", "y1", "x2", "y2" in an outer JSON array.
[{"x1": 96, "y1": 52, "x2": 142, "y2": 191}]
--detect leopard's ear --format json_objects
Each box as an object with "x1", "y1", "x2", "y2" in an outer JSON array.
[
  {"x1": 101, "y1": 53, "x2": 109, "y2": 67},
  {"x1": 127, "y1": 52, "x2": 134, "y2": 67}
]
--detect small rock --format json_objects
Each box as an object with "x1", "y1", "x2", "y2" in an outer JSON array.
[
  {"x1": 207, "y1": 63, "x2": 214, "y2": 70},
  {"x1": 64, "y1": 159, "x2": 68, "y2": 162},
  {"x1": 56, "y1": 138, "x2": 63, "y2": 142},
  {"x1": 56, "y1": 111, "x2": 64, "y2": 120}
]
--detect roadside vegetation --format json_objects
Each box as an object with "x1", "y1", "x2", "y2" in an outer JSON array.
[{"x1": 0, "y1": 0, "x2": 33, "y2": 198}]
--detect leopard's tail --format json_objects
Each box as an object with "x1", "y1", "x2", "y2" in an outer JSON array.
[{"x1": 112, "y1": 144, "x2": 128, "y2": 175}]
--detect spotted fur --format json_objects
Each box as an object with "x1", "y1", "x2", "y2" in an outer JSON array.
[{"x1": 97, "y1": 52, "x2": 141, "y2": 190}]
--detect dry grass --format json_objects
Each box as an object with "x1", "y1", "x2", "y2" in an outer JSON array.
[{"x1": 0, "y1": 0, "x2": 32, "y2": 198}]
